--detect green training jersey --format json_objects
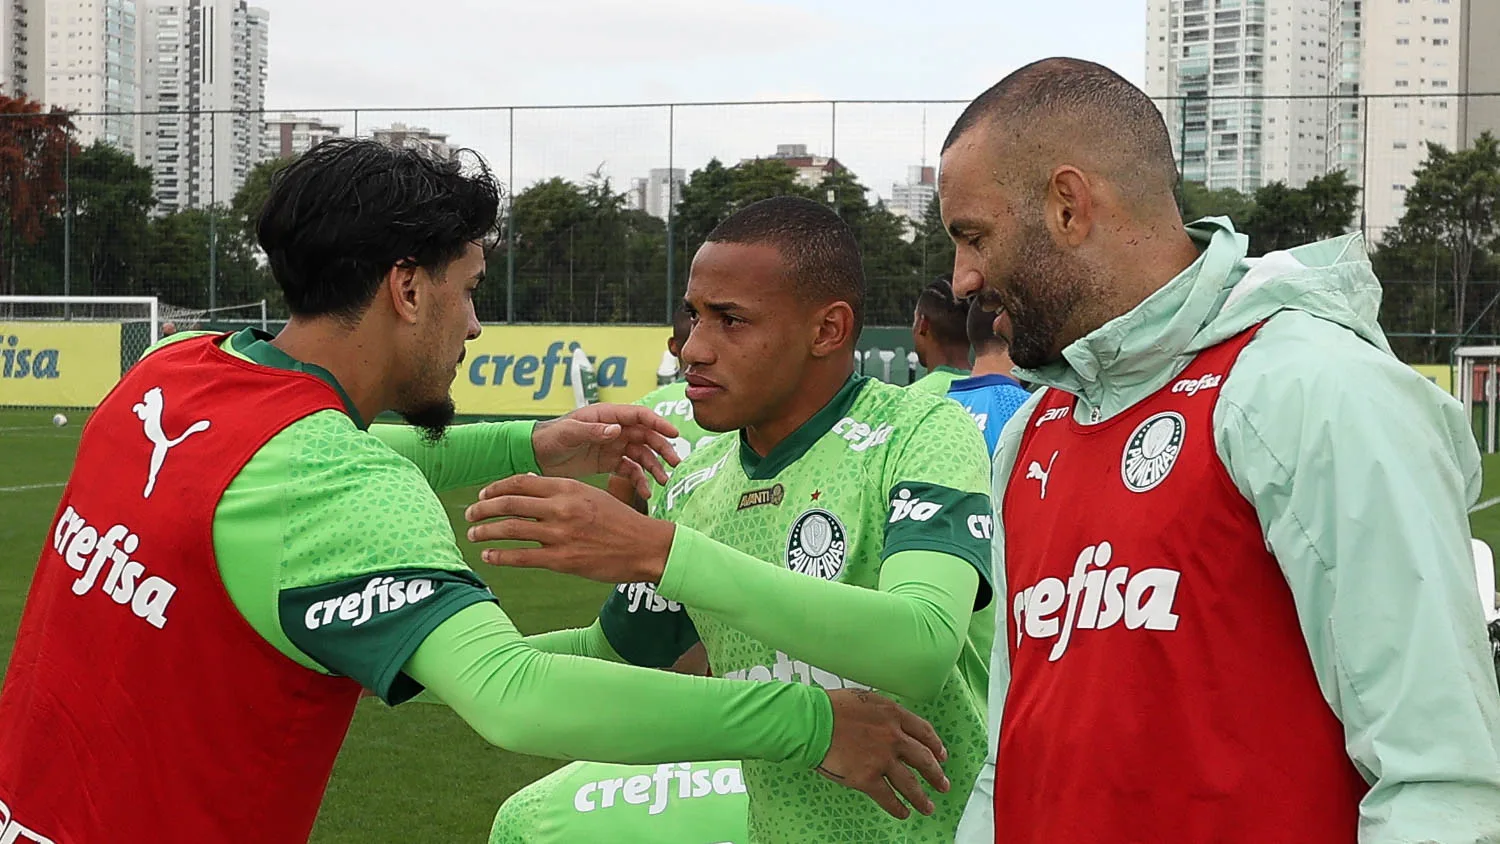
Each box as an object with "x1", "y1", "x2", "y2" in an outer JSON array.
[
  {"x1": 602, "y1": 376, "x2": 994, "y2": 843},
  {"x1": 491, "y1": 760, "x2": 749, "y2": 844},
  {"x1": 141, "y1": 329, "x2": 525, "y2": 703},
  {"x1": 906, "y1": 365, "x2": 968, "y2": 395}
]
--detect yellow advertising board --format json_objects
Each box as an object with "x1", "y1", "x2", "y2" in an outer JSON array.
[
  {"x1": 453, "y1": 325, "x2": 670, "y2": 416},
  {"x1": 1411, "y1": 364, "x2": 1454, "y2": 396},
  {"x1": 0, "y1": 322, "x2": 122, "y2": 407}
]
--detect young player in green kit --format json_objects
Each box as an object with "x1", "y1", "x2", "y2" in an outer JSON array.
[{"x1": 466, "y1": 196, "x2": 996, "y2": 843}]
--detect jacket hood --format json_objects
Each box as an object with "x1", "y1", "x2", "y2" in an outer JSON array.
[{"x1": 1016, "y1": 216, "x2": 1387, "y2": 402}]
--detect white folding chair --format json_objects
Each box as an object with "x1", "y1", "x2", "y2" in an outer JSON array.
[{"x1": 1473, "y1": 538, "x2": 1499, "y2": 625}]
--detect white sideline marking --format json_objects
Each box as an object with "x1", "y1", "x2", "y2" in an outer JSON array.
[
  {"x1": 0, "y1": 482, "x2": 65, "y2": 494},
  {"x1": 1471, "y1": 496, "x2": 1500, "y2": 514}
]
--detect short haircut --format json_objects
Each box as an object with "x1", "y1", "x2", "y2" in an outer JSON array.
[
  {"x1": 704, "y1": 196, "x2": 866, "y2": 335},
  {"x1": 943, "y1": 57, "x2": 1179, "y2": 210},
  {"x1": 967, "y1": 295, "x2": 1008, "y2": 355},
  {"x1": 916, "y1": 276, "x2": 970, "y2": 349},
  {"x1": 257, "y1": 137, "x2": 501, "y2": 320}
]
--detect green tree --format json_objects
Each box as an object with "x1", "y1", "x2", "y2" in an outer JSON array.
[
  {"x1": 47, "y1": 142, "x2": 155, "y2": 296},
  {"x1": 144, "y1": 208, "x2": 273, "y2": 312},
  {"x1": 502, "y1": 173, "x2": 666, "y2": 323},
  {"x1": 1240, "y1": 171, "x2": 1359, "y2": 256},
  {"x1": 1179, "y1": 182, "x2": 1256, "y2": 226},
  {"x1": 1382, "y1": 133, "x2": 1500, "y2": 337},
  {"x1": 231, "y1": 157, "x2": 292, "y2": 250}
]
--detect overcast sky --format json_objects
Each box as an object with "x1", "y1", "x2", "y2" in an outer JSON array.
[{"x1": 254, "y1": 0, "x2": 1146, "y2": 202}]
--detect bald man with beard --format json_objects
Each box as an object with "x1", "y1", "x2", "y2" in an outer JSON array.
[{"x1": 941, "y1": 57, "x2": 1500, "y2": 844}]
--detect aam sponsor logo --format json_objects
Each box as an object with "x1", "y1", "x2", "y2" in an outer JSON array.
[
  {"x1": 1, "y1": 335, "x2": 61, "y2": 380},
  {"x1": 467, "y1": 341, "x2": 627, "y2": 400}
]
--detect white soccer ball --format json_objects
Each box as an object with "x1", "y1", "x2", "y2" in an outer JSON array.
[{"x1": 51, "y1": 413, "x2": 68, "y2": 427}]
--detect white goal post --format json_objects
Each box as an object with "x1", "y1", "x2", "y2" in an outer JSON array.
[
  {"x1": 1456, "y1": 345, "x2": 1500, "y2": 454},
  {"x1": 0, "y1": 296, "x2": 161, "y2": 409}
]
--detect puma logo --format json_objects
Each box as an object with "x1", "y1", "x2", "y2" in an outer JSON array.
[
  {"x1": 1026, "y1": 451, "x2": 1059, "y2": 500},
  {"x1": 132, "y1": 387, "x2": 211, "y2": 499}
]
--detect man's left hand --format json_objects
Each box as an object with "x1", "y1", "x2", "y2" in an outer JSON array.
[
  {"x1": 464, "y1": 475, "x2": 675, "y2": 584},
  {"x1": 532, "y1": 404, "x2": 681, "y2": 500}
]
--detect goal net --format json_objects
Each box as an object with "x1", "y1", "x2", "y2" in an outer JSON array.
[{"x1": 0, "y1": 295, "x2": 162, "y2": 410}]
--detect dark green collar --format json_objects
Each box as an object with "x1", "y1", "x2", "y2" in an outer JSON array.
[
  {"x1": 227, "y1": 328, "x2": 368, "y2": 429},
  {"x1": 739, "y1": 375, "x2": 868, "y2": 480}
]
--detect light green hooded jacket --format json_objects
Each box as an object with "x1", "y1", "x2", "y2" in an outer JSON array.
[{"x1": 957, "y1": 219, "x2": 1500, "y2": 843}]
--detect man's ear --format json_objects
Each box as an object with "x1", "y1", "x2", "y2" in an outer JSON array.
[
  {"x1": 811, "y1": 301, "x2": 856, "y2": 359},
  {"x1": 1045, "y1": 165, "x2": 1095, "y2": 249},
  {"x1": 384, "y1": 262, "x2": 422, "y2": 325}
]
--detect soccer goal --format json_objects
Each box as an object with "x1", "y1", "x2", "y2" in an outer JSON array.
[
  {"x1": 0, "y1": 295, "x2": 163, "y2": 410},
  {"x1": 1456, "y1": 345, "x2": 1500, "y2": 454}
]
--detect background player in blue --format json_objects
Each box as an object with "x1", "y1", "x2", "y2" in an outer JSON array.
[
  {"x1": 907, "y1": 277, "x2": 971, "y2": 394},
  {"x1": 946, "y1": 294, "x2": 1030, "y2": 456}
]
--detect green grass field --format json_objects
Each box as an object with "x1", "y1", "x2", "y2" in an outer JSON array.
[
  {"x1": 4, "y1": 406, "x2": 1500, "y2": 842},
  {"x1": 0, "y1": 407, "x2": 606, "y2": 842}
]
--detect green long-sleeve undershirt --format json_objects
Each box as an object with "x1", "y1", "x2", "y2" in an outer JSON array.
[
  {"x1": 530, "y1": 528, "x2": 979, "y2": 703},
  {"x1": 404, "y1": 603, "x2": 833, "y2": 765}
]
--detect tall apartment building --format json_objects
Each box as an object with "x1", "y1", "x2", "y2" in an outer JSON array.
[
  {"x1": 890, "y1": 165, "x2": 936, "y2": 222},
  {"x1": 1147, "y1": 0, "x2": 1329, "y2": 193},
  {"x1": 0, "y1": 0, "x2": 42, "y2": 95},
  {"x1": 1327, "y1": 0, "x2": 1498, "y2": 242},
  {"x1": 263, "y1": 112, "x2": 341, "y2": 160},
  {"x1": 371, "y1": 122, "x2": 450, "y2": 159},
  {"x1": 0, "y1": 0, "x2": 141, "y2": 152},
  {"x1": 139, "y1": 0, "x2": 268, "y2": 212}
]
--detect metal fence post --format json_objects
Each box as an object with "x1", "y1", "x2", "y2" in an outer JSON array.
[
  {"x1": 666, "y1": 104, "x2": 675, "y2": 324},
  {"x1": 63, "y1": 124, "x2": 72, "y2": 317},
  {"x1": 1360, "y1": 94, "x2": 1370, "y2": 241},
  {"x1": 209, "y1": 111, "x2": 218, "y2": 313},
  {"x1": 506, "y1": 106, "x2": 516, "y2": 323}
]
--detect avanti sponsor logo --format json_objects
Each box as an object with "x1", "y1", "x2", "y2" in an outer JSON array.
[
  {"x1": 737, "y1": 484, "x2": 785, "y2": 511},
  {"x1": 467, "y1": 341, "x2": 627, "y2": 400}
]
